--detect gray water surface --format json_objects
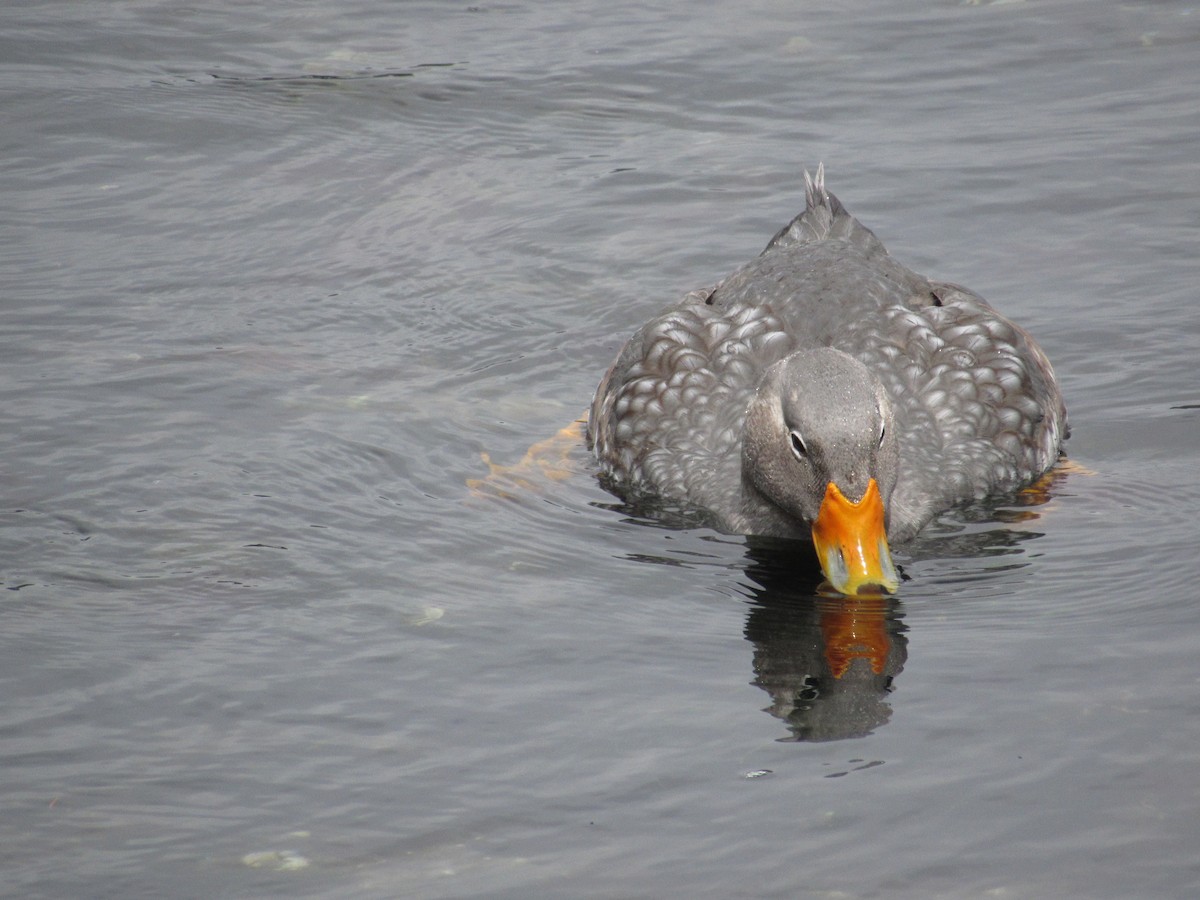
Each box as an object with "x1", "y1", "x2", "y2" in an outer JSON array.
[{"x1": 4, "y1": 1, "x2": 1200, "y2": 897}]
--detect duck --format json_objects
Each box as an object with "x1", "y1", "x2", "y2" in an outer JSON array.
[{"x1": 587, "y1": 166, "x2": 1068, "y2": 595}]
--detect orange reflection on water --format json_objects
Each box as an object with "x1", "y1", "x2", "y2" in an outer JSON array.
[
  {"x1": 998, "y1": 457, "x2": 1094, "y2": 523},
  {"x1": 817, "y1": 594, "x2": 893, "y2": 679}
]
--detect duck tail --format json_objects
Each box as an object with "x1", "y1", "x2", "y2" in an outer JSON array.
[
  {"x1": 803, "y1": 162, "x2": 828, "y2": 211},
  {"x1": 763, "y1": 163, "x2": 886, "y2": 256}
]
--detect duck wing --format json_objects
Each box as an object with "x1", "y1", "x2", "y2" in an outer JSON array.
[
  {"x1": 849, "y1": 280, "x2": 1068, "y2": 540},
  {"x1": 588, "y1": 285, "x2": 796, "y2": 523}
]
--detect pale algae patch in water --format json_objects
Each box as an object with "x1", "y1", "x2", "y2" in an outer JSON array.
[{"x1": 242, "y1": 849, "x2": 310, "y2": 872}]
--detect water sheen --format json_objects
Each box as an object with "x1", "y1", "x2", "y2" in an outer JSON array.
[{"x1": 4, "y1": 1, "x2": 1200, "y2": 897}]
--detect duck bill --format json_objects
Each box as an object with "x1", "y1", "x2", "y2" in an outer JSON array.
[{"x1": 811, "y1": 478, "x2": 900, "y2": 595}]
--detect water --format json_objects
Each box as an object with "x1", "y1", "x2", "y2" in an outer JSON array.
[{"x1": 3, "y1": 0, "x2": 1199, "y2": 896}]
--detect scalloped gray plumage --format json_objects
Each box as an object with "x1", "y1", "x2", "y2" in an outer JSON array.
[{"x1": 588, "y1": 166, "x2": 1068, "y2": 547}]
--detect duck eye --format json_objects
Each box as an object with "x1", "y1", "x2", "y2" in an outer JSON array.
[
  {"x1": 789, "y1": 430, "x2": 808, "y2": 460},
  {"x1": 878, "y1": 424, "x2": 886, "y2": 448}
]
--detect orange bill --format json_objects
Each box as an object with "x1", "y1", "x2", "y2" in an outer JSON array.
[{"x1": 811, "y1": 478, "x2": 900, "y2": 595}]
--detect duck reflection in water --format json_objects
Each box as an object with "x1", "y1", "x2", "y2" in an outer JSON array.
[
  {"x1": 739, "y1": 464, "x2": 1076, "y2": 743},
  {"x1": 741, "y1": 539, "x2": 907, "y2": 742}
]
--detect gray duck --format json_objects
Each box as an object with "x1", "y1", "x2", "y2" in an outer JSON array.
[{"x1": 588, "y1": 166, "x2": 1067, "y2": 594}]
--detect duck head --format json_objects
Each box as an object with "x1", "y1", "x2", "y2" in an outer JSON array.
[{"x1": 742, "y1": 348, "x2": 901, "y2": 595}]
